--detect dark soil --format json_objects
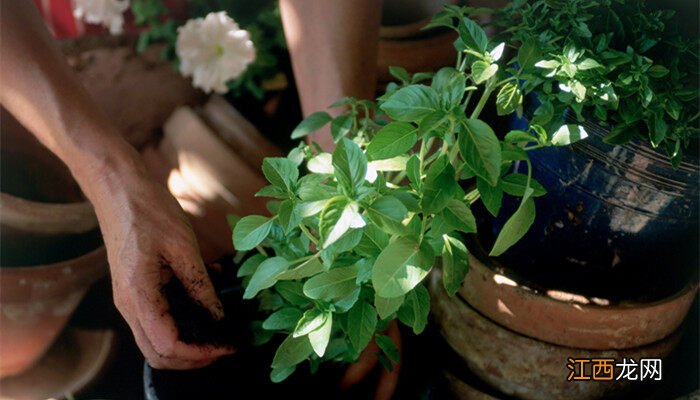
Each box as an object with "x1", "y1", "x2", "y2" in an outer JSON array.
[{"x1": 163, "y1": 258, "x2": 256, "y2": 347}]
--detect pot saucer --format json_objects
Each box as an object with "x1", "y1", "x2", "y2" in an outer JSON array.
[{"x1": 0, "y1": 328, "x2": 115, "y2": 400}]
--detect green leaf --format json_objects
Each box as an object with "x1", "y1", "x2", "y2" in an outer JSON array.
[
  {"x1": 307, "y1": 153, "x2": 334, "y2": 174},
  {"x1": 243, "y1": 257, "x2": 289, "y2": 299},
  {"x1": 442, "y1": 236, "x2": 469, "y2": 296},
  {"x1": 501, "y1": 174, "x2": 547, "y2": 197},
  {"x1": 293, "y1": 308, "x2": 326, "y2": 337},
  {"x1": 459, "y1": 17, "x2": 488, "y2": 52},
  {"x1": 418, "y1": 110, "x2": 448, "y2": 138},
  {"x1": 577, "y1": 58, "x2": 602, "y2": 70},
  {"x1": 517, "y1": 38, "x2": 541, "y2": 69},
  {"x1": 263, "y1": 308, "x2": 303, "y2": 330},
  {"x1": 334, "y1": 286, "x2": 361, "y2": 312},
  {"x1": 255, "y1": 185, "x2": 287, "y2": 199},
  {"x1": 331, "y1": 115, "x2": 353, "y2": 142},
  {"x1": 271, "y1": 334, "x2": 314, "y2": 369},
  {"x1": 278, "y1": 200, "x2": 301, "y2": 234},
  {"x1": 406, "y1": 155, "x2": 421, "y2": 188},
  {"x1": 397, "y1": 285, "x2": 430, "y2": 334},
  {"x1": 420, "y1": 156, "x2": 457, "y2": 214},
  {"x1": 380, "y1": 85, "x2": 439, "y2": 122},
  {"x1": 233, "y1": 215, "x2": 273, "y2": 251},
  {"x1": 270, "y1": 366, "x2": 296, "y2": 383},
  {"x1": 237, "y1": 254, "x2": 265, "y2": 277},
  {"x1": 375, "y1": 294, "x2": 405, "y2": 320},
  {"x1": 471, "y1": 61, "x2": 498, "y2": 84},
  {"x1": 303, "y1": 264, "x2": 359, "y2": 300},
  {"x1": 291, "y1": 111, "x2": 332, "y2": 139},
  {"x1": 505, "y1": 130, "x2": 536, "y2": 144},
  {"x1": 367, "y1": 196, "x2": 409, "y2": 236},
  {"x1": 535, "y1": 59, "x2": 560, "y2": 70},
  {"x1": 477, "y1": 177, "x2": 503, "y2": 217},
  {"x1": 319, "y1": 197, "x2": 365, "y2": 249},
  {"x1": 458, "y1": 119, "x2": 502, "y2": 186},
  {"x1": 496, "y1": 81, "x2": 522, "y2": 116},
  {"x1": 347, "y1": 301, "x2": 378, "y2": 353},
  {"x1": 441, "y1": 199, "x2": 477, "y2": 233},
  {"x1": 375, "y1": 335, "x2": 400, "y2": 364},
  {"x1": 356, "y1": 258, "x2": 373, "y2": 284},
  {"x1": 372, "y1": 238, "x2": 433, "y2": 298},
  {"x1": 356, "y1": 225, "x2": 390, "y2": 258},
  {"x1": 369, "y1": 155, "x2": 409, "y2": 171},
  {"x1": 278, "y1": 257, "x2": 324, "y2": 280},
  {"x1": 276, "y1": 281, "x2": 310, "y2": 306},
  {"x1": 431, "y1": 67, "x2": 466, "y2": 104},
  {"x1": 333, "y1": 138, "x2": 367, "y2": 194},
  {"x1": 308, "y1": 312, "x2": 333, "y2": 356},
  {"x1": 366, "y1": 122, "x2": 417, "y2": 161},
  {"x1": 389, "y1": 66, "x2": 411, "y2": 83},
  {"x1": 551, "y1": 124, "x2": 588, "y2": 146},
  {"x1": 647, "y1": 65, "x2": 670, "y2": 78},
  {"x1": 262, "y1": 158, "x2": 298, "y2": 192},
  {"x1": 490, "y1": 192, "x2": 536, "y2": 257}
]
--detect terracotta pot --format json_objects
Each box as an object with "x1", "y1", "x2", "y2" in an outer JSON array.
[
  {"x1": 377, "y1": 30, "x2": 457, "y2": 83},
  {"x1": 0, "y1": 247, "x2": 108, "y2": 378},
  {"x1": 200, "y1": 95, "x2": 283, "y2": 170},
  {"x1": 61, "y1": 35, "x2": 204, "y2": 149},
  {"x1": 0, "y1": 112, "x2": 108, "y2": 377},
  {"x1": 154, "y1": 106, "x2": 270, "y2": 260},
  {"x1": 429, "y1": 271, "x2": 683, "y2": 400},
  {"x1": 0, "y1": 109, "x2": 101, "y2": 267},
  {"x1": 458, "y1": 251, "x2": 698, "y2": 350}
]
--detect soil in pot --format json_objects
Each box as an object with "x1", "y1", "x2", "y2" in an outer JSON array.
[{"x1": 150, "y1": 257, "x2": 377, "y2": 400}]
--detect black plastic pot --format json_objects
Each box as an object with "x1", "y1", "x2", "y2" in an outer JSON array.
[{"x1": 495, "y1": 115, "x2": 699, "y2": 301}]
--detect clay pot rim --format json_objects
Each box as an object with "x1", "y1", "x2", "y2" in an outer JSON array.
[
  {"x1": 0, "y1": 244, "x2": 106, "y2": 271},
  {"x1": 0, "y1": 192, "x2": 97, "y2": 235},
  {"x1": 466, "y1": 244, "x2": 699, "y2": 311}
]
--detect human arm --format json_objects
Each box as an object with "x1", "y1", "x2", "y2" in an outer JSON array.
[
  {"x1": 279, "y1": 0, "x2": 382, "y2": 151},
  {"x1": 0, "y1": 1, "x2": 232, "y2": 369}
]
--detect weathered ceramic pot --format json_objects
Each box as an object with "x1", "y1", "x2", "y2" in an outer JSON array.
[
  {"x1": 0, "y1": 111, "x2": 108, "y2": 377},
  {"x1": 459, "y1": 250, "x2": 698, "y2": 350},
  {"x1": 430, "y1": 270, "x2": 683, "y2": 400},
  {"x1": 151, "y1": 105, "x2": 270, "y2": 261},
  {"x1": 0, "y1": 247, "x2": 108, "y2": 377}
]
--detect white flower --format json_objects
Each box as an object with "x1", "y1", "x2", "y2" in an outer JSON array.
[
  {"x1": 73, "y1": 0, "x2": 130, "y2": 35},
  {"x1": 176, "y1": 12, "x2": 256, "y2": 94}
]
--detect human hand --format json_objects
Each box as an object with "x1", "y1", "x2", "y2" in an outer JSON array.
[
  {"x1": 89, "y1": 159, "x2": 235, "y2": 369},
  {"x1": 341, "y1": 320, "x2": 402, "y2": 400}
]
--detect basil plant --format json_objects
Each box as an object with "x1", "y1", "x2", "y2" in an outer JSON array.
[{"x1": 232, "y1": 6, "x2": 582, "y2": 382}]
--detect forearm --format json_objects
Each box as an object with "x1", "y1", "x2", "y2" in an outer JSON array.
[
  {"x1": 280, "y1": 0, "x2": 381, "y2": 149},
  {"x1": 0, "y1": 1, "x2": 141, "y2": 206}
]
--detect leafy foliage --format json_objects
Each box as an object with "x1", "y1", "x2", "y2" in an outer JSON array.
[
  {"x1": 231, "y1": 5, "x2": 597, "y2": 381},
  {"x1": 488, "y1": 0, "x2": 699, "y2": 166}
]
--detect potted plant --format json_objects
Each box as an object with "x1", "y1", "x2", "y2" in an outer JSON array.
[
  {"x1": 483, "y1": 0, "x2": 699, "y2": 300},
  {"x1": 424, "y1": 2, "x2": 699, "y2": 397},
  {"x1": 230, "y1": 3, "x2": 587, "y2": 380}
]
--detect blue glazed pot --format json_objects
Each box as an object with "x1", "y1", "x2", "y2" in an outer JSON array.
[{"x1": 494, "y1": 116, "x2": 699, "y2": 301}]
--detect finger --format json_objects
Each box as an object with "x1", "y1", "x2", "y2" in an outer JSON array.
[
  {"x1": 132, "y1": 318, "x2": 214, "y2": 370},
  {"x1": 341, "y1": 340, "x2": 379, "y2": 389},
  {"x1": 375, "y1": 321, "x2": 402, "y2": 400},
  {"x1": 118, "y1": 297, "x2": 215, "y2": 370},
  {"x1": 134, "y1": 270, "x2": 235, "y2": 361},
  {"x1": 169, "y1": 248, "x2": 224, "y2": 320}
]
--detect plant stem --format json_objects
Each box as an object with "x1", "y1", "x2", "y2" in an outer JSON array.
[
  {"x1": 256, "y1": 245, "x2": 269, "y2": 257},
  {"x1": 470, "y1": 84, "x2": 494, "y2": 120},
  {"x1": 299, "y1": 223, "x2": 319, "y2": 246}
]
